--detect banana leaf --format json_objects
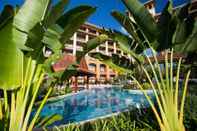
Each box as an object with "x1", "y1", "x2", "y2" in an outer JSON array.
[
  {"x1": 76, "y1": 34, "x2": 108, "y2": 61},
  {"x1": 181, "y1": 21, "x2": 197, "y2": 53},
  {"x1": 60, "y1": 64, "x2": 79, "y2": 81},
  {"x1": 104, "y1": 29, "x2": 144, "y2": 63},
  {"x1": 111, "y1": 11, "x2": 143, "y2": 44},
  {"x1": 156, "y1": 1, "x2": 176, "y2": 51},
  {"x1": 89, "y1": 52, "x2": 132, "y2": 74},
  {"x1": 42, "y1": 25, "x2": 64, "y2": 53},
  {"x1": 44, "y1": 0, "x2": 69, "y2": 27},
  {"x1": 121, "y1": 0, "x2": 158, "y2": 43},
  {"x1": 0, "y1": 5, "x2": 14, "y2": 29},
  {"x1": 14, "y1": 0, "x2": 50, "y2": 33},
  {"x1": 57, "y1": 5, "x2": 96, "y2": 43},
  {"x1": 172, "y1": 3, "x2": 194, "y2": 45},
  {"x1": 25, "y1": 23, "x2": 45, "y2": 63},
  {"x1": 0, "y1": 21, "x2": 23, "y2": 90}
]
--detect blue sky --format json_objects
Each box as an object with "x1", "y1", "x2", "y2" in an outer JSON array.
[{"x1": 0, "y1": 0, "x2": 189, "y2": 31}]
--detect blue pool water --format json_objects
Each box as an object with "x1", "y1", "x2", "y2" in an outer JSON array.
[{"x1": 36, "y1": 87, "x2": 154, "y2": 127}]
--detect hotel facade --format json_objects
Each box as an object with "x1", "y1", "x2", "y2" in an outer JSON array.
[{"x1": 63, "y1": 23, "x2": 126, "y2": 84}]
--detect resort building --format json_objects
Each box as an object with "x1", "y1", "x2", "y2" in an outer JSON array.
[{"x1": 61, "y1": 23, "x2": 131, "y2": 84}]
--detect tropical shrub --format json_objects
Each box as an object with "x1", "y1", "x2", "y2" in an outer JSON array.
[
  {"x1": 0, "y1": 0, "x2": 109, "y2": 130},
  {"x1": 142, "y1": 82, "x2": 151, "y2": 90},
  {"x1": 52, "y1": 107, "x2": 158, "y2": 131},
  {"x1": 183, "y1": 83, "x2": 197, "y2": 130},
  {"x1": 106, "y1": 0, "x2": 197, "y2": 64}
]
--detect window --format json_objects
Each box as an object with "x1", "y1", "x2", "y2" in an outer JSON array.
[
  {"x1": 100, "y1": 64, "x2": 106, "y2": 72},
  {"x1": 89, "y1": 63, "x2": 96, "y2": 72}
]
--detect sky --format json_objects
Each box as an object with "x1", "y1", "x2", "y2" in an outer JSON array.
[{"x1": 0, "y1": 0, "x2": 189, "y2": 32}]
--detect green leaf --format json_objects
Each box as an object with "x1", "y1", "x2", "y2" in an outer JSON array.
[
  {"x1": 172, "y1": 3, "x2": 194, "y2": 45},
  {"x1": 36, "y1": 114, "x2": 62, "y2": 127},
  {"x1": 14, "y1": 0, "x2": 50, "y2": 32},
  {"x1": 104, "y1": 30, "x2": 144, "y2": 63},
  {"x1": 0, "y1": 5, "x2": 14, "y2": 29},
  {"x1": 42, "y1": 25, "x2": 64, "y2": 52},
  {"x1": 89, "y1": 52, "x2": 132, "y2": 74},
  {"x1": 181, "y1": 21, "x2": 197, "y2": 53},
  {"x1": 121, "y1": 0, "x2": 158, "y2": 43},
  {"x1": 60, "y1": 64, "x2": 78, "y2": 81},
  {"x1": 111, "y1": 11, "x2": 143, "y2": 44},
  {"x1": 76, "y1": 34, "x2": 108, "y2": 61},
  {"x1": 57, "y1": 5, "x2": 96, "y2": 43},
  {"x1": 156, "y1": 2, "x2": 176, "y2": 51},
  {"x1": 45, "y1": 0, "x2": 69, "y2": 27},
  {"x1": 0, "y1": 21, "x2": 23, "y2": 90},
  {"x1": 26, "y1": 23, "x2": 45, "y2": 63}
]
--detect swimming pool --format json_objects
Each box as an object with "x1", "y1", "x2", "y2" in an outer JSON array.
[{"x1": 36, "y1": 87, "x2": 154, "y2": 127}]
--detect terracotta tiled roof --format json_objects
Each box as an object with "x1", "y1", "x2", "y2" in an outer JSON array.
[{"x1": 52, "y1": 54, "x2": 95, "y2": 76}]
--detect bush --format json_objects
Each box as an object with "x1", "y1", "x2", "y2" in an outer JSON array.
[
  {"x1": 52, "y1": 107, "x2": 159, "y2": 131},
  {"x1": 183, "y1": 83, "x2": 197, "y2": 130},
  {"x1": 142, "y1": 82, "x2": 151, "y2": 90}
]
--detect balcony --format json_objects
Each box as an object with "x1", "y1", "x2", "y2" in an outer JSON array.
[
  {"x1": 76, "y1": 46, "x2": 83, "y2": 51},
  {"x1": 64, "y1": 44, "x2": 73, "y2": 49}
]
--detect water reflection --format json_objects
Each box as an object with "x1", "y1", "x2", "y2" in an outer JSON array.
[{"x1": 38, "y1": 88, "x2": 154, "y2": 126}]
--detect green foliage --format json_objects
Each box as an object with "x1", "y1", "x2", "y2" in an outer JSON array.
[
  {"x1": 0, "y1": 20, "x2": 23, "y2": 89},
  {"x1": 35, "y1": 114, "x2": 63, "y2": 128},
  {"x1": 142, "y1": 82, "x2": 151, "y2": 90},
  {"x1": 121, "y1": 0, "x2": 158, "y2": 43},
  {"x1": 89, "y1": 52, "x2": 133, "y2": 74},
  {"x1": 0, "y1": 0, "x2": 98, "y2": 130},
  {"x1": 52, "y1": 108, "x2": 158, "y2": 131},
  {"x1": 132, "y1": 50, "x2": 190, "y2": 131},
  {"x1": 183, "y1": 83, "x2": 197, "y2": 130},
  {"x1": 106, "y1": 0, "x2": 196, "y2": 65},
  {"x1": 57, "y1": 5, "x2": 96, "y2": 43}
]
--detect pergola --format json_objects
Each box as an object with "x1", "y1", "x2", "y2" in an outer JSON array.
[
  {"x1": 144, "y1": 52, "x2": 187, "y2": 64},
  {"x1": 52, "y1": 54, "x2": 95, "y2": 92}
]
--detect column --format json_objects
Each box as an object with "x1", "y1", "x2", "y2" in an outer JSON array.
[
  {"x1": 96, "y1": 31, "x2": 99, "y2": 52},
  {"x1": 96, "y1": 63, "x2": 100, "y2": 84},
  {"x1": 106, "y1": 66, "x2": 110, "y2": 81},
  {"x1": 73, "y1": 33, "x2": 77, "y2": 56},
  {"x1": 105, "y1": 41, "x2": 108, "y2": 55},
  {"x1": 113, "y1": 42, "x2": 117, "y2": 54},
  {"x1": 85, "y1": 29, "x2": 89, "y2": 56}
]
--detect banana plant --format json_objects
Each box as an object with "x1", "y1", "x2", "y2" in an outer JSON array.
[
  {"x1": 89, "y1": 52, "x2": 134, "y2": 74},
  {"x1": 104, "y1": 0, "x2": 196, "y2": 65},
  {"x1": 0, "y1": 0, "x2": 97, "y2": 130}
]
